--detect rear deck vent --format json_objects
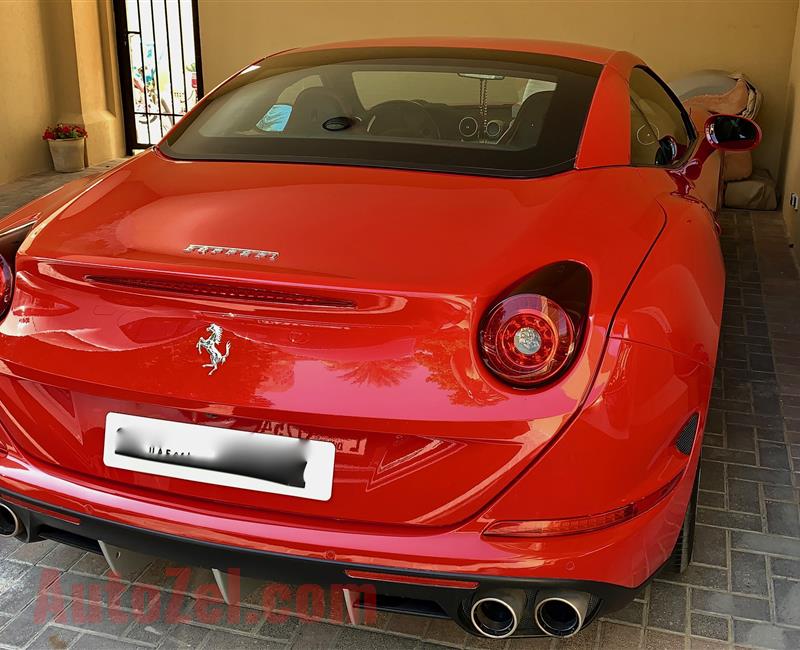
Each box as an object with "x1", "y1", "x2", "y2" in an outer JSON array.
[
  {"x1": 675, "y1": 414, "x2": 700, "y2": 455},
  {"x1": 87, "y1": 275, "x2": 356, "y2": 309}
]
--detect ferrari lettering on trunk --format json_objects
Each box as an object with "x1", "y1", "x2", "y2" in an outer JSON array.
[{"x1": 183, "y1": 243, "x2": 279, "y2": 261}]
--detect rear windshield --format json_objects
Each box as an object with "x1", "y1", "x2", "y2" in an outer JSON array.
[{"x1": 161, "y1": 47, "x2": 601, "y2": 178}]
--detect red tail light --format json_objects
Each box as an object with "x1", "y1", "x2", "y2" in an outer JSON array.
[
  {"x1": 0, "y1": 219, "x2": 37, "y2": 320},
  {"x1": 479, "y1": 262, "x2": 590, "y2": 388},
  {"x1": 480, "y1": 293, "x2": 576, "y2": 387}
]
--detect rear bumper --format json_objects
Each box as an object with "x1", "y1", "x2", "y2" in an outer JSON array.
[
  {"x1": 0, "y1": 337, "x2": 709, "y2": 637},
  {"x1": 0, "y1": 441, "x2": 692, "y2": 582},
  {"x1": 1, "y1": 487, "x2": 645, "y2": 638}
]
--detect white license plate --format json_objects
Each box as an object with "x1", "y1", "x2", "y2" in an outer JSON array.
[{"x1": 104, "y1": 413, "x2": 335, "y2": 501}]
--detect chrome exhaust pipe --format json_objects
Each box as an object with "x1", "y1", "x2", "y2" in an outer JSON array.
[
  {"x1": 533, "y1": 589, "x2": 592, "y2": 638},
  {"x1": 0, "y1": 502, "x2": 22, "y2": 538},
  {"x1": 469, "y1": 589, "x2": 525, "y2": 639}
]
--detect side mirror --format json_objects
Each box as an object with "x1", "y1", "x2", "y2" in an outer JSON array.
[
  {"x1": 684, "y1": 115, "x2": 761, "y2": 180},
  {"x1": 705, "y1": 115, "x2": 761, "y2": 152}
]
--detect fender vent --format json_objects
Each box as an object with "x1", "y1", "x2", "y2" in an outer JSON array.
[
  {"x1": 675, "y1": 414, "x2": 700, "y2": 455},
  {"x1": 86, "y1": 275, "x2": 356, "y2": 309}
]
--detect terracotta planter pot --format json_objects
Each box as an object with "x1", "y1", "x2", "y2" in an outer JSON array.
[{"x1": 48, "y1": 137, "x2": 86, "y2": 172}]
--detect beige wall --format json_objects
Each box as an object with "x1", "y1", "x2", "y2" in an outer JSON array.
[
  {"x1": 198, "y1": 0, "x2": 798, "y2": 180},
  {"x1": 0, "y1": 0, "x2": 125, "y2": 185},
  {"x1": 0, "y1": 1, "x2": 56, "y2": 184},
  {"x1": 781, "y1": 6, "x2": 800, "y2": 252}
]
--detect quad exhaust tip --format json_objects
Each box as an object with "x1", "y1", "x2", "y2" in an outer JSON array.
[
  {"x1": 469, "y1": 589, "x2": 524, "y2": 639},
  {"x1": 0, "y1": 502, "x2": 22, "y2": 538},
  {"x1": 533, "y1": 589, "x2": 591, "y2": 638}
]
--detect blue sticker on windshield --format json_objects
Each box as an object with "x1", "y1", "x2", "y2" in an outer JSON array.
[{"x1": 257, "y1": 104, "x2": 292, "y2": 132}]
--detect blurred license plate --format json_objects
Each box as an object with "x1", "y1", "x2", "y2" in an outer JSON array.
[{"x1": 104, "y1": 413, "x2": 335, "y2": 501}]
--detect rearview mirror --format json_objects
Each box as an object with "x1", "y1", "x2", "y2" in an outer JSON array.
[{"x1": 683, "y1": 114, "x2": 761, "y2": 180}]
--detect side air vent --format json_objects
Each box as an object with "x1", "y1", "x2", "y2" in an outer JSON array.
[
  {"x1": 86, "y1": 275, "x2": 356, "y2": 309},
  {"x1": 675, "y1": 414, "x2": 700, "y2": 455}
]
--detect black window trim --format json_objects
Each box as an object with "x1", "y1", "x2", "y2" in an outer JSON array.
[{"x1": 628, "y1": 65, "x2": 698, "y2": 169}]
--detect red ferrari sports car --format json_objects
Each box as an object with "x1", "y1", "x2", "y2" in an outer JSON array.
[{"x1": 0, "y1": 38, "x2": 759, "y2": 639}]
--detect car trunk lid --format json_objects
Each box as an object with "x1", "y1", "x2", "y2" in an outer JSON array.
[{"x1": 0, "y1": 151, "x2": 664, "y2": 526}]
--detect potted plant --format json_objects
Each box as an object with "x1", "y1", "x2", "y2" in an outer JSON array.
[{"x1": 42, "y1": 123, "x2": 87, "y2": 172}]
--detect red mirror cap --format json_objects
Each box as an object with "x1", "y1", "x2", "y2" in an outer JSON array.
[{"x1": 704, "y1": 114, "x2": 762, "y2": 152}]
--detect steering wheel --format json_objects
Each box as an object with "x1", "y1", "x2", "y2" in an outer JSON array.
[{"x1": 366, "y1": 100, "x2": 440, "y2": 140}]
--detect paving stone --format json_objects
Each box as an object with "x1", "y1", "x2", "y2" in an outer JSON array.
[
  {"x1": 731, "y1": 530, "x2": 800, "y2": 557},
  {"x1": 763, "y1": 484, "x2": 797, "y2": 501},
  {"x1": 643, "y1": 629, "x2": 685, "y2": 649},
  {"x1": 506, "y1": 636, "x2": 553, "y2": 650},
  {"x1": 690, "y1": 588, "x2": 770, "y2": 621},
  {"x1": 334, "y1": 627, "x2": 418, "y2": 649},
  {"x1": 648, "y1": 581, "x2": 686, "y2": 632},
  {"x1": 27, "y1": 625, "x2": 81, "y2": 650},
  {"x1": 756, "y1": 425, "x2": 787, "y2": 442},
  {"x1": 732, "y1": 619, "x2": 800, "y2": 650},
  {"x1": 727, "y1": 478, "x2": 761, "y2": 513},
  {"x1": 730, "y1": 551, "x2": 768, "y2": 596},
  {"x1": 422, "y1": 618, "x2": 468, "y2": 647},
  {"x1": 726, "y1": 464, "x2": 794, "y2": 485},
  {"x1": 693, "y1": 525, "x2": 728, "y2": 567},
  {"x1": 751, "y1": 351, "x2": 777, "y2": 371},
  {"x1": 384, "y1": 612, "x2": 431, "y2": 636},
  {"x1": 45, "y1": 571, "x2": 128, "y2": 609},
  {"x1": 0, "y1": 565, "x2": 62, "y2": 615},
  {"x1": 0, "y1": 597, "x2": 70, "y2": 647},
  {"x1": 699, "y1": 460, "x2": 725, "y2": 492},
  {"x1": 179, "y1": 596, "x2": 263, "y2": 635},
  {"x1": 256, "y1": 608, "x2": 303, "y2": 641},
  {"x1": 706, "y1": 409, "x2": 724, "y2": 433},
  {"x1": 7, "y1": 540, "x2": 58, "y2": 565},
  {"x1": 55, "y1": 600, "x2": 138, "y2": 638},
  {"x1": 123, "y1": 613, "x2": 175, "y2": 646},
  {"x1": 0, "y1": 537, "x2": 21, "y2": 560},
  {"x1": 703, "y1": 447, "x2": 757, "y2": 466},
  {"x1": 665, "y1": 564, "x2": 728, "y2": 590},
  {"x1": 72, "y1": 633, "x2": 154, "y2": 649},
  {"x1": 688, "y1": 638, "x2": 729, "y2": 649},
  {"x1": 604, "y1": 599, "x2": 644, "y2": 626},
  {"x1": 196, "y1": 629, "x2": 283, "y2": 649},
  {"x1": 699, "y1": 490, "x2": 727, "y2": 510},
  {"x1": 598, "y1": 621, "x2": 641, "y2": 648},
  {"x1": 772, "y1": 578, "x2": 800, "y2": 626},
  {"x1": 154, "y1": 622, "x2": 210, "y2": 649},
  {"x1": 759, "y1": 442, "x2": 792, "y2": 470},
  {"x1": 0, "y1": 559, "x2": 33, "y2": 596},
  {"x1": 770, "y1": 556, "x2": 800, "y2": 579},
  {"x1": 690, "y1": 613, "x2": 728, "y2": 641},
  {"x1": 70, "y1": 552, "x2": 112, "y2": 577},
  {"x1": 39, "y1": 545, "x2": 87, "y2": 572},
  {"x1": 765, "y1": 500, "x2": 800, "y2": 536},
  {"x1": 135, "y1": 559, "x2": 214, "y2": 596},
  {"x1": 698, "y1": 507, "x2": 762, "y2": 532},
  {"x1": 289, "y1": 620, "x2": 342, "y2": 649}
]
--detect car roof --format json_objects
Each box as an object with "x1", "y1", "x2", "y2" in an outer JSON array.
[{"x1": 287, "y1": 37, "x2": 622, "y2": 65}]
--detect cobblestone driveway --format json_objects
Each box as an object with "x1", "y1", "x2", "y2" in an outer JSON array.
[{"x1": 0, "y1": 162, "x2": 798, "y2": 649}]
